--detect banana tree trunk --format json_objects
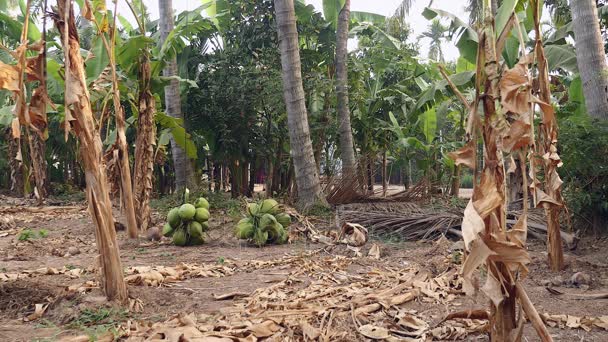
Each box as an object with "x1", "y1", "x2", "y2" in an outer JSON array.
[
  {"x1": 53, "y1": 0, "x2": 127, "y2": 302},
  {"x1": 133, "y1": 54, "x2": 156, "y2": 232},
  {"x1": 97, "y1": 12, "x2": 138, "y2": 239},
  {"x1": 274, "y1": 0, "x2": 326, "y2": 210},
  {"x1": 570, "y1": 0, "x2": 608, "y2": 120},
  {"x1": 534, "y1": 3, "x2": 565, "y2": 271},
  {"x1": 335, "y1": 0, "x2": 356, "y2": 175},
  {"x1": 159, "y1": 0, "x2": 195, "y2": 190},
  {"x1": 27, "y1": 129, "x2": 48, "y2": 200},
  {"x1": 5, "y1": 127, "x2": 24, "y2": 196}
]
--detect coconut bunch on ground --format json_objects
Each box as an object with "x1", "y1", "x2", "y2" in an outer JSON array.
[
  {"x1": 235, "y1": 198, "x2": 291, "y2": 246},
  {"x1": 162, "y1": 197, "x2": 210, "y2": 246}
]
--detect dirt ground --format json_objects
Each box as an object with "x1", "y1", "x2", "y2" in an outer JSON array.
[{"x1": 1, "y1": 196, "x2": 607, "y2": 341}]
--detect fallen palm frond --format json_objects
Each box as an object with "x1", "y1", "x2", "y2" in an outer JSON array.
[
  {"x1": 385, "y1": 178, "x2": 435, "y2": 202},
  {"x1": 323, "y1": 160, "x2": 374, "y2": 205},
  {"x1": 325, "y1": 168, "x2": 436, "y2": 205},
  {"x1": 336, "y1": 203, "x2": 574, "y2": 245},
  {"x1": 545, "y1": 287, "x2": 608, "y2": 300}
]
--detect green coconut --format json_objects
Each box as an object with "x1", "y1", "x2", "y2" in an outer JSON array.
[
  {"x1": 276, "y1": 228, "x2": 289, "y2": 244},
  {"x1": 275, "y1": 213, "x2": 291, "y2": 227},
  {"x1": 253, "y1": 229, "x2": 269, "y2": 247},
  {"x1": 194, "y1": 207, "x2": 210, "y2": 222},
  {"x1": 265, "y1": 222, "x2": 283, "y2": 242},
  {"x1": 178, "y1": 203, "x2": 196, "y2": 221},
  {"x1": 194, "y1": 197, "x2": 209, "y2": 209},
  {"x1": 188, "y1": 221, "x2": 204, "y2": 237},
  {"x1": 247, "y1": 203, "x2": 259, "y2": 216},
  {"x1": 172, "y1": 228, "x2": 188, "y2": 246},
  {"x1": 162, "y1": 223, "x2": 174, "y2": 237},
  {"x1": 259, "y1": 199, "x2": 279, "y2": 214},
  {"x1": 235, "y1": 219, "x2": 254, "y2": 239},
  {"x1": 259, "y1": 213, "x2": 277, "y2": 230},
  {"x1": 189, "y1": 234, "x2": 205, "y2": 245},
  {"x1": 167, "y1": 208, "x2": 181, "y2": 228},
  {"x1": 200, "y1": 221, "x2": 209, "y2": 231}
]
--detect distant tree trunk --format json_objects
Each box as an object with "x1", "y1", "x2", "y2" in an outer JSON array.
[
  {"x1": 249, "y1": 158, "x2": 256, "y2": 195},
  {"x1": 450, "y1": 165, "x2": 461, "y2": 197},
  {"x1": 570, "y1": 0, "x2": 608, "y2": 120},
  {"x1": 209, "y1": 158, "x2": 214, "y2": 192},
  {"x1": 335, "y1": 0, "x2": 356, "y2": 175},
  {"x1": 382, "y1": 151, "x2": 387, "y2": 197},
  {"x1": 6, "y1": 128, "x2": 24, "y2": 196},
  {"x1": 275, "y1": 0, "x2": 326, "y2": 210},
  {"x1": 230, "y1": 160, "x2": 250, "y2": 198},
  {"x1": 159, "y1": 0, "x2": 195, "y2": 190},
  {"x1": 367, "y1": 156, "x2": 373, "y2": 192},
  {"x1": 133, "y1": 52, "x2": 156, "y2": 232},
  {"x1": 54, "y1": 0, "x2": 127, "y2": 302},
  {"x1": 265, "y1": 157, "x2": 273, "y2": 197}
]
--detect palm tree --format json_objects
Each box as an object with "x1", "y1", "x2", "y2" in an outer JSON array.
[
  {"x1": 420, "y1": 19, "x2": 448, "y2": 62},
  {"x1": 158, "y1": 0, "x2": 195, "y2": 190},
  {"x1": 274, "y1": 0, "x2": 326, "y2": 209},
  {"x1": 335, "y1": 0, "x2": 356, "y2": 174},
  {"x1": 569, "y1": 0, "x2": 608, "y2": 120}
]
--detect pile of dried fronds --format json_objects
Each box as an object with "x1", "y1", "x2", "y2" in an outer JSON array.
[
  {"x1": 385, "y1": 178, "x2": 435, "y2": 202},
  {"x1": 324, "y1": 162, "x2": 436, "y2": 206},
  {"x1": 323, "y1": 167, "x2": 373, "y2": 205},
  {"x1": 336, "y1": 202, "x2": 576, "y2": 246}
]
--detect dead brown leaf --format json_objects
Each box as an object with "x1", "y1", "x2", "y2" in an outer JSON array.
[
  {"x1": 448, "y1": 140, "x2": 476, "y2": 170},
  {"x1": 358, "y1": 324, "x2": 391, "y2": 339}
]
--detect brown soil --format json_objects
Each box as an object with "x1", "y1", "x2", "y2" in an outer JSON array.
[{"x1": 1, "y1": 198, "x2": 607, "y2": 341}]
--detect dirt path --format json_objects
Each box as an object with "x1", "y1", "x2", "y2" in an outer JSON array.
[{"x1": 1, "y1": 200, "x2": 607, "y2": 341}]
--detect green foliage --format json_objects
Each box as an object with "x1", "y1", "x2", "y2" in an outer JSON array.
[
  {"x1": 18, "y1": 229, "x2": 49, "y2": 241},
  {"x1": 67, "y1": 307, "x2": 128, "y2": 340},
  {"x1": 460, "y1": 172, "x2": 474, "y2": 188},
  {"x1": 558, "y1": 116, "x2": 608, "y2": 231},
  {"x1": 18, "y1": 229, "x2": 36, "y2": 241}
]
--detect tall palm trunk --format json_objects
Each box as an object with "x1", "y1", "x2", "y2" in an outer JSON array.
[
  {"x1": 335, "y1": 0, "x2": 356, "y2": 175},
  {"x1": 53, "y1": 0, "x2": 127, "y2": 302},
  {"x1": 158, "y1": 0, "x2": 194, "y2": 190},
  {"x1": 133, "y1": 53, "x2": 156, "y2": 231},
  {"x1": 274, "y1": 0, "x2": 326, "y2": 209},
  {"x1": 570, "y1": 0, "x2": 608, "y2": 120}
]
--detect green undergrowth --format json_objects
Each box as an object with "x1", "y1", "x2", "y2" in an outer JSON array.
[
  {"x1": 150, "y1": 188, "x2": 241, "y2": 218},
  {"x1": 66, "y1": 307, "x2": 130, "y2": 341}
]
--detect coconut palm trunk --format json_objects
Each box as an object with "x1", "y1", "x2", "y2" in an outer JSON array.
[
  {"x1": 53, "y1": 0, "x2": 127, "y2": 302},
  {"x1": 158, "y1": 0, "x2": 195, "y2": 190},
  {"x1": 274, "y1": 0, "x2": 326, "y2": 209},
  {"x1": 570, "y1": 0, "x2": 608, "y2": 120},
  {"x1": 335, "y1": 0, "x2": 356, "y2": 175}
]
